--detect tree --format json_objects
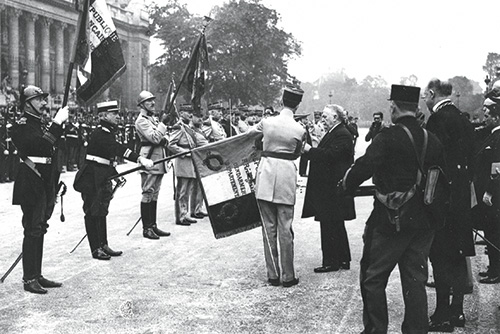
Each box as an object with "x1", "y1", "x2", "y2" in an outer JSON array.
[
  {"x1": 483, "y1": 52, "x2": 500, "y2": 81},
  {"x1": 149, "y1": 0, "x2": 301, "y2": 107}
]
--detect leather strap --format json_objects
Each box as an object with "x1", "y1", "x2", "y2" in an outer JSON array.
[
  {"x1": 261, "y1": 151, "x2": 299, "y2": 160},
  {"x1": 399, "y1": 124, "x2": 428, "y2": 186}
]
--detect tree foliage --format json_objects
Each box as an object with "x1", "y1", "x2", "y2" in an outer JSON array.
[
  {"x1": 483, "y1": 52, "x2": 500, "y2": 80},
  {"x1": 149, "y1": 0, "x2": 301, "y2": 107}
]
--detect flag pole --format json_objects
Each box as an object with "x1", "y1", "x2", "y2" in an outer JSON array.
[
  {"x1": 63, "y1": 0, "x2": 89, "y2": 107},
  {"x1": 164, "y1": 19, "x2": 212, "y2": 117}
]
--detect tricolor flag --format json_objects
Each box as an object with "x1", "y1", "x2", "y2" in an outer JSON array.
[
  {"x1": 74, "y1": 0, "x2": 126, "y2": 105},
  {"x1": 191, "y1": 132, "x2": 262, "y2": 239}
]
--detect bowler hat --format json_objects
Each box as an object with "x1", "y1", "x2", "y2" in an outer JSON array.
[
  {"x1": 388, "y1": 84, "x2": 420, "y2": 103},
  {"x1": 283, "y1": 85, "x2": 304, "y2": 108}
]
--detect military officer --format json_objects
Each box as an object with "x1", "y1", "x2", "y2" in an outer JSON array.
[
  {"x1": 167, "y1": 104, "x2": 199, "y2": 226},
  {"x1": 343, "y1": 85, "x2": 446, "y2": 334},
  {"x1": 11, "y1": 85, "x2": 69, "y2": 294},
  {"x1": 135, "y1": 91, "x2": 171, "y2": 239},
  {"x1": 251, "y1": 84, "x2": 306, "y2": 287},
  {"x1": 74, "y1": 101, "x2": 154, "y2": 260}
]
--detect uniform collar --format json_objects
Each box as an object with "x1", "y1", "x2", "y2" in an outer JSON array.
[
  {"x1": 99, "y1": 120, "x2": 115, "y2": 132},
  {"x1": 492, "y1": 125, "x2": 500, "y2": 134},
  {"x1": 433, "y1": 98, "x2": 451, "y2": 113}
]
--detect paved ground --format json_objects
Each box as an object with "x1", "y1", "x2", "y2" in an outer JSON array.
[{"x1": 0, "y1": 129, "x2": 499, "y2": 333}]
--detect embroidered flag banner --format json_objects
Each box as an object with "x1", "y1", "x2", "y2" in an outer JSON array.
[
  {"x1": 191, "y1": 132, "x2": 262, "y2": 238},
  {"x1": 74, "y1": 0, "x2": 126, "y2": 105}
]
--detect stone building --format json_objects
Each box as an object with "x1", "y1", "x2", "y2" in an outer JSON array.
[{"x1": 0, "y1": 0, "x2": 151, "y2": 110}]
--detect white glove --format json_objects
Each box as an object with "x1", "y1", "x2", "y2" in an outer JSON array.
[
  {"x1": 53, "y1": 106, "x2": 69, "y2": 125},
  {"x1": 483, "y1": 192, "x2": 493, "y2": 206},
  {"x1": 138, "y1": 156, "x2": 154, "y2": 169}
]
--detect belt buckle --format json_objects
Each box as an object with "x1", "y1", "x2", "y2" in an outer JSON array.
[
  {"x1": 112, "y1": 161, "x2": 117, "y2": 167},
  {"x1": 46, "y1": 157, "x2": 52, "y2": 164}
]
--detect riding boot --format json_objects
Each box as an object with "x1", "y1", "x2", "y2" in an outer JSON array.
[
  {"x1": 85, "y1": 215, "x2": 100, "y2": 255},
  {"x1": 151, "y1": 201, "x2": 170, "y2": 237},
  {"x1": 99, "y1": 216, "x2": 108, "y2": 247},
  {"x1": 22, "y1": 236, "x2": 39, "y2": 282},
  {"x1": 142, "y1": 202, "x2": 159, "y2": 239},
  {"x1": 36, "y1": 235, "x2": 44, "y2": 278}
]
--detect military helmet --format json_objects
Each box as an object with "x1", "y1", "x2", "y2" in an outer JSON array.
[
  {"x1": 23, "y1": 85, "x2": 48, "y2": 102},
  {"x1": 137, "y1": 91, "x2": 156, "y2": 106}
]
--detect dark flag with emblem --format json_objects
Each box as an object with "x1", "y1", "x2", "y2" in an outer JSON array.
[
  {"x1": 186, "y1": 33, "x2": 209, "y2": 116},
  {"x1": 191, "y1": 132, "x2": 262, "y2": 238},
  {"x1": 74, "y1": 0, "x2": 126, "y2": 105}
]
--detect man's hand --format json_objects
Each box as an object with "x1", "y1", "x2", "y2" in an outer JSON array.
[
  {"x1": 138, "y1": 156, "x2": 154, "y2": 169},
  {"x1": 303, "y1": 143, "x2": 311, "y2": 153},
  {"x1": 53, "y1": 106, "x2": 69, "y2": 125}
]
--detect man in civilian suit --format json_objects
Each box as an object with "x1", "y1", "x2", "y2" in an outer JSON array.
[
  {"x1": 301, "y1": 104, "x2": 354, "y2": 272},
  {"x1": 252, "y1": 84, "x2": 306, "y2": 288}
]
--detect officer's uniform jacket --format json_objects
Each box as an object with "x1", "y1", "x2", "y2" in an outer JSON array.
[
  {"x1": 11, "y1": 111, "x2": 64, "y2": 205},
  {"x1": 135, "y1": 112, "x2": 168, "y2": 174},
  {"x1": 252, "y1": 108, "x2": 306, "y2": 205},
  {"x1": 344, "y1": 116, "x2": 445, "y2": 230},
  {"x1": 167, "y1": 121, "x2": 197, "y2": 178},
  {"x1": 426, "y1": 100, "x2": 475, "y2": 256},
  {"x1": 74, "y1": 120, "x2": 140, "y2": 195},
  {"x1": 65, "y1": 121, "x2": 79, "y2": 146},
  {"x1": 473, "y1": 125, "x2": 500, "y2": 209}
]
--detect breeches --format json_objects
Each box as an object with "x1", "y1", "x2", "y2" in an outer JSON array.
[
  {"x1": 82, "y1": 181, "x2": 112, "y2": 217},
  {"x1": 141, "y1": 173, "x2": 164, "y2": 202},
  {"x1": 21, "y1": 190, "x2": 55, "y2": 238}
]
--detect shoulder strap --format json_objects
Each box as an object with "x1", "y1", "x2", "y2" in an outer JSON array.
[{"x1": 399, "y1": 124, "x2": 428, "y2": 185}]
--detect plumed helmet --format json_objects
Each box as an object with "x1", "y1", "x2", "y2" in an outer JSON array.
[
  {"x1": 23, "y1": 85, "x2": 48, "y2": 103},
  {"x1": 137, "y1": 91, "x2": 155, "y2": 106}
]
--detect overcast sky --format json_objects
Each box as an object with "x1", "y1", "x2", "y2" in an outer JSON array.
[{"x1": 148, "y1": 0, "x2": 499, "y2": 88}]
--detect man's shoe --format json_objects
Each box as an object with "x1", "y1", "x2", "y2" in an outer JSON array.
[
  {"x1": 283, "y1": 278, "x2": 299, "y2": 288},
  {"x1": 185, "y1": 217, "x2": 197, "y2": 224},
  {"x1": 268, "y1": 278, "x2": 280, "y2": 286},
  {"x1": 479, "y1": 275, "x2": 500, "y2": 284},
  {"x1": 314, "y1": 265, "x2": 340, "y2": 273},
  {"x1": 24, "y1": 279, "x2": 48, "y2": 294},
  {"x1": 191, "y1": 213, "x2": 205, "y2": 219},
  {"x1": 92, "y1": 248, "x2": 111, "y2": 260},
  {"x1": 450, "y1": 313, "x2": 465, "y2": 327},
  {"x1": 176, "y1": 220, "x2": 191, "y2": 226},
  {"x1": 143, "y1": 228, "x2": 160, "y2": 240},
  {"x1": 428, "y1": 319, "x2": 453, "y2": 332},
  {"x1": 153, "y1": 226, "x2": 171, "y2": 237},
  {"x1": 340, "y1": 262, "x2": 350, "y2": 270},
  {"x1": 38, "y1": 276, "x2": 62, "y2": 288},
  {"x1": 102, "y1": 244, "x2": 123, "y2": 256}
]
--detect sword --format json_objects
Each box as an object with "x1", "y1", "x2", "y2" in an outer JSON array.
[
  {"x1": 0, "y1": 252, "x2": 23, "y2": 283},
  {"x1": 126, "y1": 217, "x2": 142, "y2": 236}
]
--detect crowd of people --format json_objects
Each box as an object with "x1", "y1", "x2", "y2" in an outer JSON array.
[{"x1": 3, "y1": 78, "x2": 500, "y2": 334}]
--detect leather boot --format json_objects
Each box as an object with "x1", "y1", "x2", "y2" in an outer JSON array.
[
  {"x1": 151, "y1": 201, "x2": 170, "y2": 236},
  {"x1": 38, "y1": 276, "x2": 63, "y2": 288},
  {"x1": 143, "y1": 228, "x2": 160, "y2": 240},
  {"x1": 141, "y1": 202, "x2": 152, "y2": 229},
  {"x1": 24, "y1": 278, "x2": 47, "y2": 294},
  {"x1": 85, "y1": 216, "x2": 100, "y2": 256},
  {"x1": 36, "y1": 235, "x2": 44, "y2": 279},
  {"x1": 92, "y1": 248, "x2": 111, "y2": 260},
  {"x1": 102, "y1": 244, "x2": 123, "y2": 256},
  {"x1": 22, "y1": 236, "x2": 39, "y2": 285}
]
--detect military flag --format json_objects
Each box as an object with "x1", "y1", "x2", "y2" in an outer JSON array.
[
  {"x1": 191, "y1": 132, "x2": 262, "y2": 238},
  {"x1": 74, "y1": 0, "x2": 126, "y2": 105},
  {"x1": 185, "y1": 33, "x2": 209, "y2": 116}
]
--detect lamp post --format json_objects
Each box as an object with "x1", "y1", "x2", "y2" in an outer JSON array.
[
  {"x1": 328, "y1": 91, "x2": 333, "y2": 104},
  {"x1": 456, "y1": 91, "x2": 460, "y2": 109},
  {"x1": 485, "y1": 75, "x2": 491, "y2": 95}
]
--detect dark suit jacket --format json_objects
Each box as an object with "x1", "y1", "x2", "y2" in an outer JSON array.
[
  {"x1": 473, "y1": 129, "x2": 500, "y2": 209},
  {"x1": 302, "y1": 123, "x2": 354, "y2": 221},
  {"x1": 426, "y1": 102, "x2": 475, "y2": 256}
]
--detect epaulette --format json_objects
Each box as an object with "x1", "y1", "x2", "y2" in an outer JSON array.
[
  {"x1": 16, "y1": 117, "x2": 27, "y2": 125},
  {"x1": 168, "y1": 125, "x2": 182, "y2": 130}
]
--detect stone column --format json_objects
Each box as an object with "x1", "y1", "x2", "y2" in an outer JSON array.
[
  {"x1": 55, "y1": 22, "x2": 65, "y2": 94},
  {"x1": 0, "y1": 4, "x2": 4, "y2": 79},
  {"x1": 8, "y1": 8, "x2": 22, "y2": 89},
  {"x1": 40, "y1": 18, "x2": 52, "y2": 92},
  {"x1": 25, "y1": 13, "x2": 38, "y2": 86}
]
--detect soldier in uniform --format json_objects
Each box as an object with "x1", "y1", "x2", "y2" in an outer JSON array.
[
  {"x1": 134, "y1": 91, "x2": 171, "y2": 239},
  {"x1": 74, "y1": 101, "x2": 154, "y2": 260},
  {"x1": 423, "y1": 78, "x2": 475, "y2": 331},
  {"x1": 11, "y1": 85, "x2": 69, "y2": 294},
  {"x1": 251, "y1": 85, "x2": 306, "y2": 288},
  {"x1": 65, "y1": 114, "x2": 79, "y2": 171},
  {"x1": 0, "y1": 111, "x2": 6, "y2": 182},
  {"x1": 167, "y1": 104, "x2": 199, "y2": 226},
  {"x1": 343, "y1": 85, "x2": 445, "y2": 334}
]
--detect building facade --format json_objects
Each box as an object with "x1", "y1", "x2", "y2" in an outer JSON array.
[{"x1": 1, "y1": 0, "x2": 150, "y2": 110}]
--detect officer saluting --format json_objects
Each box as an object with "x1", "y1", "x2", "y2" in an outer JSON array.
[
  {"x1": 11, "y1": 85, "x2": 69, "y2": 294},
  {"x1": 74, "y1": 101, "x2": 154, "y2": 260}
]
